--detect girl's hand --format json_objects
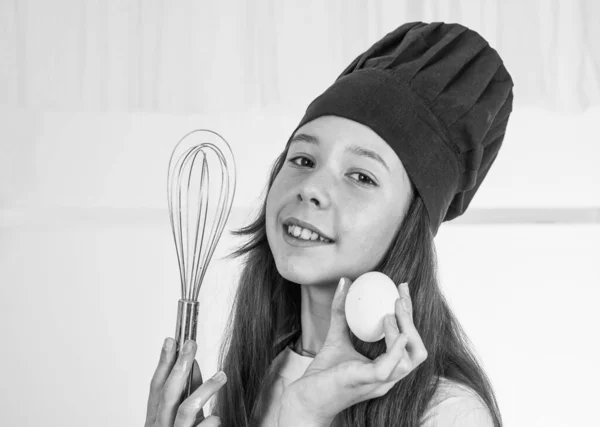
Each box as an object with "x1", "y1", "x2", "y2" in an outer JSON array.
[
  {"x1": 144, "y1": 338, "x2": 226, "y2": 427},
  {"x1": 282, "y1": 277, "x2": 428, "y2": 424}
]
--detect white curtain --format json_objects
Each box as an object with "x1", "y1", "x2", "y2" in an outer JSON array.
[{"x1": 1, "y1": 0, "x2": 599, "y2": 113}]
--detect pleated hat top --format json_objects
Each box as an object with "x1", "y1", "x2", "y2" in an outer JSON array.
[{"x1": 289, "y1": 21, "x2": 515, "y2": 235}]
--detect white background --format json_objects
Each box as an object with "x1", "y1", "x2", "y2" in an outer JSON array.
[{"x1": 1, "y1": 1, "x2": 599, "y2": 426}]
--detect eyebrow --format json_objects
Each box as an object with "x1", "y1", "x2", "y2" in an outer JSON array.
[{"x1": 289, "y1": 133, "x2": 390, "y2": 172}]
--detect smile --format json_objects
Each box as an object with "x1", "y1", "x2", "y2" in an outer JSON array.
[{"x1": 282, "y1": 223, "x2": 334, "y2": 247}]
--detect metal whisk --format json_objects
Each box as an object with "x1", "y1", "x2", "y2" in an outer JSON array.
[{"x1": 167, "y1": 129, "x2": 236, "y2": 400}]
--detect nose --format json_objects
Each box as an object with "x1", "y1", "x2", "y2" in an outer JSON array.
[{"x1": 297, "y1": 175, "x2": 332, "y2": 209}]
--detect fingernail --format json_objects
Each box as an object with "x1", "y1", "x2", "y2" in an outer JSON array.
[
  {"x1": 212, "y1": 371, "x2": 227, "y2": 383},
  {"x1": 338, "y1": 277, "x2": 345, "y2": 289},
  {"x1": 401, "y1": 298, "x2": 410, "y2": 312},
  {"x1": 163, "y1": 338, "x2": 173, "y2": 351},
  {"x1": 182, "y1": 340, "x2": 194, "y2": 354},
  {"x1": 401, "y1": 282, "x2": 410, "y2": 295}
]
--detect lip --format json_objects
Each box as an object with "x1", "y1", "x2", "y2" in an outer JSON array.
[
  {"x1": 281, "y1": 216, "x2": 334, "y2": 241},
  {"x1": 282, "y1": 223, "x2": 334, "y2": 247}
]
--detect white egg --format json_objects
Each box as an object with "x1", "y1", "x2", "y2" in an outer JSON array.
[{"x1": 345, "y1": 271, "x2": 402, "y2": 342}]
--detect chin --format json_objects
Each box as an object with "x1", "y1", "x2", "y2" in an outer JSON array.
[
  {"x1": 276, "y1": 263, "x2": 311, "y2": 285},
  {"x1": 277, "y1": 266, "x2": 338, "y2": 287},
  {"x1": 272, "y1": 260, "x2": 310, "y2": 285}
]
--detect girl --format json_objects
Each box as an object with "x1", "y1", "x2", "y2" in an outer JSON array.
[{"x1": 144, "y1": 21, "x2": 514, "y2": 427}]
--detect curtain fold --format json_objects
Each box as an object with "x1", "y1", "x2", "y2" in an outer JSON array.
[{"x1": 1, "y1": 0, "x2": 598, "y2": 113}]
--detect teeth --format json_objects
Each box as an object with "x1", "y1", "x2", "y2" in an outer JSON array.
[
  {"x1": 287, "y1": 224, "x2": 331, "y2": 243},
  {"x1": 300, "y1": 228, "x2": 313, "y2": 240}
]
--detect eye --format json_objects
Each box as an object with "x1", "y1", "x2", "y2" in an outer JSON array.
[
  {"x1": 287, "y1": 156, "x2": 378, "y2": 187},
  {"x1": 349, "y1": 172, "x2": 377, "y2": 186},
  {"x1": 288, "y1": 156, "x2": 314, "y2": 168}
]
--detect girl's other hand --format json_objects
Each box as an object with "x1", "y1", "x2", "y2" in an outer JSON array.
[
  {"x1": 144, "y1": 338, "x2": 226, "y2": 427},
  {"x1": 282, "y1": 277, "x2": 428, "y2": 424}
]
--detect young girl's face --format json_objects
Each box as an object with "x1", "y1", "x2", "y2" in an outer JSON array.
[{"x1": 266, "y1": 115, "x2": 413, "y2": 286}]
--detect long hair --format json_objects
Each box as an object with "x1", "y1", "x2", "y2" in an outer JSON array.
[{"x1": 211, "y1": 146, "x2": 503, "y2": 427}]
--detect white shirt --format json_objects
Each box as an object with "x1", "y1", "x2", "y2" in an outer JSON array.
[{"x1": 252, "y1": 344, "x2": 494, "y2": 426}]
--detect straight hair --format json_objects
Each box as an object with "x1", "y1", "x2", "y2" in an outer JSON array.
[{"x1": 211, "y1": 146, "x2": 502, "y2": 427}]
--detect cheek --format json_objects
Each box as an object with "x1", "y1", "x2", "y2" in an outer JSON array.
[
  {"x1": 267, "y1": 173, "x2": 297, "y2": 215},
  {"x1": 266, "y1": 179, "x2": 283, "y2": 212},
  {"x1": 343, "y1": 210, "x2": 398, "y2": 260},
  {"x1": 265, "y1": 189, "x2": 277, "y2": 230},
  {"x1": 265, "y1": 178, "x2": 287, "y2": 234}
]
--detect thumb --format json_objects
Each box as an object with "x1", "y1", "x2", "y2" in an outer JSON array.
[{"x1": 324, "y1": 277, "x2": 352, "y2": 345}]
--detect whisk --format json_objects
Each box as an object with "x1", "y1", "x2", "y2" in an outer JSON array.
[{"x1": 167, "y1": 129, "x2": 236, "y2": 400}]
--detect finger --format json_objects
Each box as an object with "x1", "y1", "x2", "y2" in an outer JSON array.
[
  {"x1": 395, "y1": 285, "x2": 428, "y2": 364},
  {"x1": 146, "y1": 337, "x2": 177, "y2": 425},
  {"x1": 175, "y1": 371, "x2": 227, "y2": 427},
  {"x1": 397, "y1": 283, "x2": 412, "y2": 313},
  {"x1": 156, "y1": 340, "x2": 198, "y2": 427},
  {"x1": 361, "y1": 331, "x2": 408, "y2": 386},
  {"x1": 395, "y1": 295, "x2": 416, "y2": 335},
  {"x1": 373, "y1": 344, "x2": 412, "y2": 396},
  {"x1": 395, "y1": 284, "x2": 419, "y2": 344},
  {"x1": 389, "y1": 346, "x2": 412, "y2": 382},
  {"x1": 372, "y1": 333, "x2": 409, "y2": 383},
  {"x1": 191, "y1": 360, "x2": 205, "y2": 421},
  {"x1": 195, "y1": 415, "x2": 221, "y2": 427},
  {"x1": 324, "y1": 277, "x2": 352, "y2": 345},
  {"x1": 383, "y1": 312, "x2": 400, "y2": 350}
]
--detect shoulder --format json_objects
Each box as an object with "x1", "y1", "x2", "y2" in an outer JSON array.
[{"x1": 420, "y1": 377, "x2": 495, "y2": 427}]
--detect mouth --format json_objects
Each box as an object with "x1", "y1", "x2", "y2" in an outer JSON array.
[{"x1": 281, "y1": 222, "x2": 335, "y2": 247}]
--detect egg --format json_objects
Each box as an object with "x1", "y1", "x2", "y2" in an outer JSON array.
[{"x1": 345, "y1": 271, "x2": 403, "y2": 342}]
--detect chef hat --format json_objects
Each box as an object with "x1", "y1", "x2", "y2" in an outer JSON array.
[{"x1": 287, "y1": 22, "x2": 514, "y2": 236}]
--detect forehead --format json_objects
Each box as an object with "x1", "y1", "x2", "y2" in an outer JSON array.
[{"x1": 291, "y1": 116, "x2": 402, "y2": 167}]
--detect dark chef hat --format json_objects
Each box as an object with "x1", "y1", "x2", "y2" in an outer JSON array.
[{"x1": 286, "y1": 22, "x2": 514, "y2": 236}]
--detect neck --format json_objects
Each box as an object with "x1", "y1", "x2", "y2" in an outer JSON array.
[
  {"x1": 294, "y1": 335, "x2": 316, "y2": 357},
  {"x1": 296, "y1": 281, "x2": 337, "y2": 356}
]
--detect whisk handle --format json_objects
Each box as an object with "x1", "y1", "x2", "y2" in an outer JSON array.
[{"x1": 175, "y1": 299, "x2": 200, "y2": 403}]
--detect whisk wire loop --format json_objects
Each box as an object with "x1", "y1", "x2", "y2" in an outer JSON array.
[
  {"x1": 189, "y1": 152, "x2": 208, "y2": 300},
  {"x1": 167, "y1": 130, "x2": 236, "y2": 302},
  {"x1": 191, "y1": 144, "x2": 233, "y2": 300},
  {"x1": 172, "y1": 146, "x2": 203, "y2": 299}
]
